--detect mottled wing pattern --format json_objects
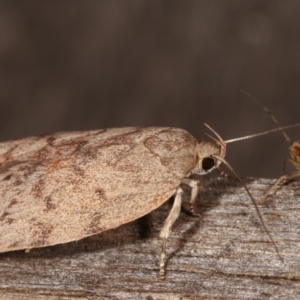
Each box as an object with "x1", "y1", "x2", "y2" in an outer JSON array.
[{"x1": 0, "y1": 127, "x2": 197, "y2": 251}]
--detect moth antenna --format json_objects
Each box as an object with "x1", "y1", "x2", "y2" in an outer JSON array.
[
  {"x1": 204, "y1": 123, "x2": 226, "y2": 158},
  {"x1": 204, "y1": 123, "x2": 226, "y2": 148},
  {"x1": 240, "y1": 89, "x2": 291, "y2": 144},
  {"x1": 225, "y1": 123, "x2": 300, "y2": 144},
  {"x1": 213, "y1": 155, "x2": 283, "y2": 263},
  {"x1": 205, "y1": 133, "x2": 221, "y2": 145}
]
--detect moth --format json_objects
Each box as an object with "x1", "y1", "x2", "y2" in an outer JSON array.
[
  {"x1": 242, "y1": 90, "x2": 300, "y2": 203},
  {"x1": 0, "y1": 124, "x2": 299, "y2": 279}
]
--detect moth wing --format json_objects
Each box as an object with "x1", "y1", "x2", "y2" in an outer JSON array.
[{"x1": 0, "y1": 127, "x2": 197, "y2": 251}]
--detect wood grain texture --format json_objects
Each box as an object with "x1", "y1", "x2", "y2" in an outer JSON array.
[{"x1": 0, "y1": 177, "x2": 299, "y2": 300}]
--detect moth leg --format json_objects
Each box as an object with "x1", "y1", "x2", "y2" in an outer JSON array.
[
  {"x1": 258, "y1": 170, "x2": 300, "y2": 204},
  {"x1": 181, "y1": 178, "x2": 201, "y2": 217},
  {"x1": 159, "y1": 187, "x2": 183, "y2": 280}
]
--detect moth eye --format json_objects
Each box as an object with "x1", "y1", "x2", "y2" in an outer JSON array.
[{"x1": 202, "y1": 157, "x2": 215, "y2": 171}]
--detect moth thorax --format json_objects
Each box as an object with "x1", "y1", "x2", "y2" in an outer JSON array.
[{"x1": 192, "y1": 140, "x2": 224, "y2": 175}]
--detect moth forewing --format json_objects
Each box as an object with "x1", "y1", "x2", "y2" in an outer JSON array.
[{"x1": 0, "y1": 127, "x2": 197, "y2": 252}]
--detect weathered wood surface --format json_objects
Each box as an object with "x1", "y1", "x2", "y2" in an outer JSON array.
[{"x1": 0, "y1": 177, "x2": 299, "y2": 300}]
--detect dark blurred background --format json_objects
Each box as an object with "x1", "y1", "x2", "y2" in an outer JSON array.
[{"x1": 0, "y1": 0, "x2": 300, "y2": 178}]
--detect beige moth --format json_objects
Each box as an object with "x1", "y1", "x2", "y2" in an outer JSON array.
[{"x1": 0, "y1": 124, "x2": 299, "y2": 279}]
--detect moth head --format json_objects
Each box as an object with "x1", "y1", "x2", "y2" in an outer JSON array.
[
  {"x1": 192, "y1": 124, "x2": 226, "y2": 175},
  {"x1": 192, "y1": 121, "x2": 285, "y2": 262}
]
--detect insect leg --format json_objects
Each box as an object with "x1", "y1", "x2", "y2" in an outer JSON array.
[
  {"x1": 159, "y1": 187, "x2": 183, "y2": 280},
  {"x1": 258, "y1": 170, "x2": 300, "y2": 204},
  {"x1": 181, "y1": 178, "x2": 201, "y2": 217}
]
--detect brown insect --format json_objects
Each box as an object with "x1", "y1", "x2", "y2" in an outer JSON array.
[
  {"x1": 241, "y1": 90, "x2": 300, "y2": 204},
  {"x1": 0, "y1": 124, "x2": 299, "y2": 279}
]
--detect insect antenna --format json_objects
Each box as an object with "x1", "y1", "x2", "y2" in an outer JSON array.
[
  {"x1": 239, "y1": 90, "x2": 300, "y2": 203},
  {"x1": 204, "y1": 123, "x2": 226, "y2": 147},
  {"x1": 204, "y1": 124, "x2": 283, "y2": 261},
  {"x1": 224, "y1": 123, "x2": 300, "y2": 144},
  {"x1": 204, "y1": 123, "x2": 226, "y2": 157},
  {"x1": 213, "y1": 154, "x2": 283, "y2": 262},
  {"x1": 240, "y1": 89, "x2": 291, "y2": 144}
]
